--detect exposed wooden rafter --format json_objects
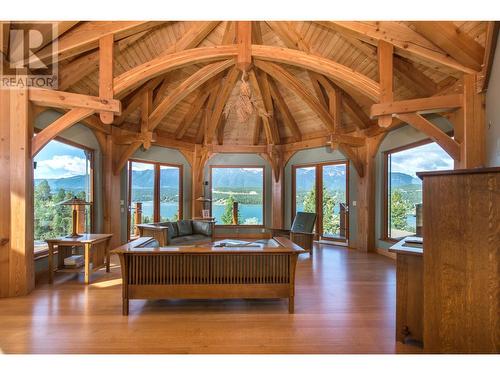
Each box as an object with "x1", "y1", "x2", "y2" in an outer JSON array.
[
  {"x1": 149, "y1": 59, "x2": 234, "y2": 131},
  {"x1": 316, "y1": 21, "x2": 478, "y2": 74},
  {"x1": 255, "y1": 60, "x2": 336, "y2": 133},
  {"x1": 268, "y1": 79, "x2": 301, "y2": 142},
  {"x1": 411, "y1": 21, "x2": 485, "y2": 72}
]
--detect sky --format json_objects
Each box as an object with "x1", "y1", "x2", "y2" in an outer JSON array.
[
  {"x1": 34, "y1": 140, "x2": 88, "y2": 179},
  {"x1": 390, "y1": 142, "x2": 454, "y2": 178}
]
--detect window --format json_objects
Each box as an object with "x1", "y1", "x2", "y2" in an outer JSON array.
[
  {"x1": 384, "y1": 140, "x2": 454, "y2": 240},
  {"x1": 210, "y1": 166, "x2": 264, "y2": 226},
  {"x1": 293, "y1": 161, "x2": 349, "y2": 242},
  {"x1": 128, "y1": 160, "x2": 182, "y2": 238},
  {"x1": 33, "y1": 139, "x2": 94, "y2": 253}
]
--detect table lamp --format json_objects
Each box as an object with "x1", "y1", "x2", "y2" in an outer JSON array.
[{"x1": 58, "y1": 196, "x2": 91, "y2": 238}]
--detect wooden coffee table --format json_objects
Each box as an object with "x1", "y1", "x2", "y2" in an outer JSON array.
[{"x1": 112, "y1": 237, "x2": 306, "y2": 315}]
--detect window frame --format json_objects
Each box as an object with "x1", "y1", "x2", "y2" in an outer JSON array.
[
  {"x1": 127, "y1": 159, "x2": 183, "y2": 240},
  {"x1": 33, "y1": 135, "x2": 95, "y2": 255},
  {"x1": 382, "y1": 137, "x2": 451, "y2": 242},
  {"x1": 291, "y1": 160, "x2": 349, "y2": 243},
  {"x1": 209, "y1": 165, "x2": 266, "y2": 228}
]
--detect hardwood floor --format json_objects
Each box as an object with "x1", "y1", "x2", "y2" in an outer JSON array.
[{"x1": 0, "y1": 243, "x2": 421, "y2": 354}]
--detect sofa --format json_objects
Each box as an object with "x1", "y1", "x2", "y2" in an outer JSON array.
[{"x1": 136, "y1": 219, "x2": 215, "y2": 246}]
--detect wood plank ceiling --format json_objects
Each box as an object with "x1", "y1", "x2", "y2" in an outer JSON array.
[{"x1": 63, "y1": 21, "x2": 488, "y2": 146}]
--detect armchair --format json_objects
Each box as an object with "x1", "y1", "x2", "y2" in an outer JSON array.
[{"x1": 270, "y1": 212, "x2": 317, "y2": 253}]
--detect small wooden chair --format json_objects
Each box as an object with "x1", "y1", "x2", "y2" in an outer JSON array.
[{"x1": 271, "y1": 212, "x2": 317, "y2": 253}]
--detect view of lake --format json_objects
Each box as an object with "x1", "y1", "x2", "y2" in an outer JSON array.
[{"x1": 134, "y1": 201, "x2": 263, "y2": 224}]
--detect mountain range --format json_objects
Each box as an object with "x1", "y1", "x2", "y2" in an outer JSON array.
[{"x1": 35, "y1": 168, "x2": 420, "y2": 192}]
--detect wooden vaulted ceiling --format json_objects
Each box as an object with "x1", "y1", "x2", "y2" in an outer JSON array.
[{"x1": 44, "y1": 21, "x2": 491, "y2": 146}]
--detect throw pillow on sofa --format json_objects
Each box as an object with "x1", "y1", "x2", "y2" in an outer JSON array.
[
  {"x1": 165, "y1": 222, "x2": 179, "y2": 239},
  {"x1": 177, "y1": 220, "x2": 193, "y2": 236},
  {"x1": 192, "y1": 220, "x2": 212, "y2": 236}
]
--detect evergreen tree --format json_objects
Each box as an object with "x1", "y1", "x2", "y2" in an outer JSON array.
[
  {"x1": 390, "y1": 189, "x2": 413, "y2": 231},
  {"x1": 221, "y1": 195, "x2": 240, "y2": 224},
  {"x1": 302, "y1": 187, "x2": 316, "y2": 213}
]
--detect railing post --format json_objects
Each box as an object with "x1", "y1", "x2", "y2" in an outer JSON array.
[
  {"x1": 232, "y1": 201, "x2": 239, "y2": 225},
  {"x1": 134, "y1": 202, "x2": 143, "y2": 236}
]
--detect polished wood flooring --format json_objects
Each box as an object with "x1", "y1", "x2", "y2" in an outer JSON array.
[{"x1": 0, "y1": 243, "x2": 421, "y2": 354}]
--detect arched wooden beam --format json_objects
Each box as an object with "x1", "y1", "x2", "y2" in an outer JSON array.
[
  {"x1": 254, "y1": 60, "x2": 336, "y2": 133},
  {"x1": 251, "y1": 45, "x2": 380, "y2": 101},
  {"x1": 113, "y1": 45, "x2": 381, "y2": 102},
  {"x1": 32, "y1": 108, "x2": 95, "y2": 157},
  {"x1": 396, "y1": 113, "x2": 460, "y2": 161},
  {"x1": 148, "y1": 59, "x2": 235, "y2": 131},
  {"x1": 113, "y1": 46, "x2": 239, "y2": 98}
]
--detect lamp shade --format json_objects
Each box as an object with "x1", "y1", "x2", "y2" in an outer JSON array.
[
  {"x1": 196, "y1": 197, "x2": 212, "y2": 202},
  {"x1": 57, "y1": 196, "x2": 90, "y2": 206}
]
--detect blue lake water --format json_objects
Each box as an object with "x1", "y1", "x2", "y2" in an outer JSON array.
[{"x1": 134, "y1": 201, "x2": 263, "y2": 224}]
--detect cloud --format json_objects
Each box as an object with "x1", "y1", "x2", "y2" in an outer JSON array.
[
  {"x1": 35, "y1": 155, "x2": 87, "y2": 179},
  {"x1": 390, "y1": 145, "x2": 454, "y2": 177}
]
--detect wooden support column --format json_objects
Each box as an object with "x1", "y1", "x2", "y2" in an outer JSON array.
[
  {"x1": 457, "y1": 74, "x2": 486, "y2": 168},
  {"x1": 191, "y1": 144, "x2": 211, "y2": 218},
  {"x1": 356, "y1": 136, "x2": 382, "y2": 253},
  {"x1": 102, "y1": 128, "x2": 123, "y2": 249},
  {"x1": 261, "y1": 146, "x2": 284, "y2": 229},
  {"x1": 0, "y1": 86, "x2": 35, "y2": 297}
]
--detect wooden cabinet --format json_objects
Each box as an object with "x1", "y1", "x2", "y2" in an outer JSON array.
[
  {"x1": 389, "y1": 240, "x2": 424, "y2": 345},
  {"x1": 418, "y1": 167, "x2": 500, "y2": 353}
]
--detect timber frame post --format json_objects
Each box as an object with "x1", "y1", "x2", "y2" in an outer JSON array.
[
  {"x1": 102, "y1": 128, "x2": 124, "y2": 249},
  {"x1": 0, "y1": 85, "x2": 35, "y2": 297},
  {"x1": 260, "y1": 145, "x2": 285, "y2": 229},
  {"x1": 355, "y1": 136, "x2": 383, "y2": 253}
]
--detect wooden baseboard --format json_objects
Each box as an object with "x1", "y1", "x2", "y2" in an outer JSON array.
[{"x1": 376, "y1": 247, "x2": 396, "y2": 260}]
